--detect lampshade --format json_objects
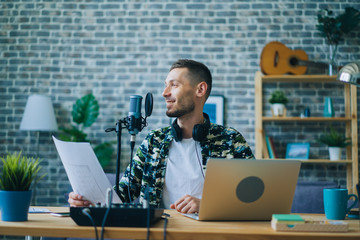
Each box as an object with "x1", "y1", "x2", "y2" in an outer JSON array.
[
  {"x1": 337, "y1": 62, "x2": 360, "y2": 87},
  {"x1": 20, "y1": 95, "x2": 58, "y2": 132}
]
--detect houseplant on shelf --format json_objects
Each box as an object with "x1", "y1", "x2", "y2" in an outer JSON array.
[
  {"x1": 0, "y1": 152, "x2": 44, "y2": 221},
  {"x1": 269, "y1": 90, "x2": 288, "y2": 117},
  {"x1": 317, "y1": 127, "x2": 351, "y2": 161},
  {"x1": 316, "y1": 7, "x2": 360, "y2": 75}
]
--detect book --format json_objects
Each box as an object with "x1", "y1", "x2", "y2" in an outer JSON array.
[
  {"x1": 262, "y1": 131, "x2": 269, "y2": 158},
  {"x1": 272, "y1": 214, "x2": 305, "y2": 224},
  {"x1": 268, "y1": 136, "x2": 278, "y2": 158},
  {"x1": 265, "y1": 136, "x2": 274, "y2": 158}
]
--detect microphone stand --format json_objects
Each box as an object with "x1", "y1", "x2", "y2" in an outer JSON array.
[
  {"x1": 115, "y1": 119, "x2": 123, "y2": 196},
  {"x1": 106, "y1": 118, "x2": 127, "y2": 197},
  {"x1": 106, "y1": 117, "x2": 146, "y2": 199}
]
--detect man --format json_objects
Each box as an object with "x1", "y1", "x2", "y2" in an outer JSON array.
[{"x1": 69, "y1": 59, "x2": 254, "y2": 213}]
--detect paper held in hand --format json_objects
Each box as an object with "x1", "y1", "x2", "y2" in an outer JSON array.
[{"x1": 53, "y1": 136, "x2": 121, "y2": 205}]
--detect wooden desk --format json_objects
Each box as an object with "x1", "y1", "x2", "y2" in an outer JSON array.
[{"x1": 0, "y1": 207, "x2": 359, "y2": 240}]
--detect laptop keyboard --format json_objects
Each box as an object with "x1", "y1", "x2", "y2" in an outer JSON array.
[{"x1": 181, "y1": 212, "x2": 199, "y2": 220}]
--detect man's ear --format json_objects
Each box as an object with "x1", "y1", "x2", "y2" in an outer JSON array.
[{"x1": 196, "y1": 82, "x2": 208, "y2": 97}]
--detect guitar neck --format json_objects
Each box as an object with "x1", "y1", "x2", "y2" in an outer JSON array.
[{"x1": 296, "y1": 59, "x2": 329, "y2": 69}]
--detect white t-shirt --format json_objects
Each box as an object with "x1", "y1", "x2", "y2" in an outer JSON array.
[{"x1": 162, "y1": 138, "x2": 205, "y2": 208}]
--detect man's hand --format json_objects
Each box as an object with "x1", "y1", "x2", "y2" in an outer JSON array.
[
  {"x1": 170, "y1": 194, "x2": 200, "y2": 213},
  {"x1": 68, "y1": 192, "x2": 92, "y2": 207}
]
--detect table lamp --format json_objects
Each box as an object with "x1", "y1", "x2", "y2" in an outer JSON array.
[
  {"x1": 20, "y1": 94, "x2": 58, "y2": 156},
  {"x1": 20, "y1": 95, "x2": 58, "y2": 205},
  {"x1": 337, "y1": 62, "x2": 360, "y2": 86},
  {"x1": 337, "y1": 61, "x2": 360, "y2": 219}
]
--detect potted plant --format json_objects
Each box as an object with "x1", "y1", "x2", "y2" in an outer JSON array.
[
  {"x1": 317, "y1": 127, "x2": 351, "y2": 160},
  {"x1": 316, "y1": 7, "x2": 360, "y2": 74},
  {"x1": 0, "y1": 152, "x2": 43, "y2": 221},
  {"x1": 269, "y1": 90, "x2": 288, "y2": 117},
  {"x1": 58, "y1": 93, "x2": 114, "y2": 169}
]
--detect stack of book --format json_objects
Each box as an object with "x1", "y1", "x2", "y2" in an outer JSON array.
[
  {"x1": 271, "y1": 214, "x2": 349, "y2": 232},
  {"x1": 262, "y1": 134, "x2": 277, "y2": 159}
]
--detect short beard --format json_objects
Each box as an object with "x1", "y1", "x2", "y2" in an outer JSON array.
[{"x1": 166, "y1": 102, "x2": 195, "y2": 118}]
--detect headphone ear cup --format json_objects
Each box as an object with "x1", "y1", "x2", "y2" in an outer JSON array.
[
  {"x1": 192, "y1": 124, "x2": 207, "y2": 142},
  {"x1": 193, "y1": 113, "x2": 211, "y2": 142},
  {"x1": 171, "y1": 119, "x2": 182, "y2": 142}
]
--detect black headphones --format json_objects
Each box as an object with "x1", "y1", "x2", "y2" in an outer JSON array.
[{"x1": 171, "y1": 113, "x2": 211, "y2": 142}]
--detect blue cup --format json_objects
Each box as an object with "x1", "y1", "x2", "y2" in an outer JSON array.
[{"x1": 323, "y1": 188, "x2": 358, "y2": 220}]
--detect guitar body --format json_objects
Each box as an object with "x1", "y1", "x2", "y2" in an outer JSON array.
[{"x1": 260, "y1": 41, "x2": 308, "y2": 75}]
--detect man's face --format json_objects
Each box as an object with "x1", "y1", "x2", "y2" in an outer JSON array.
[{"x1": 162, "y1": 68, "x2": 196, "y2": 118}]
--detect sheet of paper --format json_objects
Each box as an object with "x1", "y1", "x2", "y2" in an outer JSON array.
[
  {"x1": 29, "y1": 207, "x2": 51, "y2": 213},
  {"x1": 53, "y1": 136, "x2": 121, "y2": 205}
]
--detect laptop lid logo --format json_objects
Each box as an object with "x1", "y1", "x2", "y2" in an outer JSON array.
[{"x1": 236, "y1": 176, "x2": 265, "y2": 203}]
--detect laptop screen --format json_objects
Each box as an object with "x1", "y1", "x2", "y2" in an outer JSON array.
[{"x1": 197, "y1": 159, "x2": 301, "y2": 221}]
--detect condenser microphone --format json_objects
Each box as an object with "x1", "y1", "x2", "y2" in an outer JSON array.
[
  {"x1": 128, "y1": 95, "x2": 143, "y2": 136},
  {"x1": 105, "y1": 93, "x2": 153, "y2": 199}
]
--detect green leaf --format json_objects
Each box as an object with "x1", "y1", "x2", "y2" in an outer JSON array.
[
  {"x1": 94, "y1": 142, "x2": 114, "y2": 168},
  {"x1": 269, "y1": 90, "x2": 288, "y2": 104},
  {"x1": 317, "y1": 126, "x2": 352, "y2": 148},
  {"x1": 57, "y1": 94, "x2": 113, "y2": 168},
  {"x1": 0, "y1": 152, "x2": 45, "y2": 191},
  {"x1": 316, "y1": 7, "x2": 360, "y2": 46},
  {"x1": 72, "y1": 94, "x2": 99, "y2": 128},
  {"x1": 58, "y1": 126, "x2": 88, "y2": 142},
  {"x1": 338, "y1": 7, "x2": 360, "y2": 34}
]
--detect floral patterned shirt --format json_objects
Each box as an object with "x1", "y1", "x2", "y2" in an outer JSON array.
[{"x1": 118, "y1": 123, "x2": 254, "y2": 207}]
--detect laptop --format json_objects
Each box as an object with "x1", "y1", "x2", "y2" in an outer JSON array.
[{"x1": 182, "y1": 159, "x2": 301, "y2": 221}]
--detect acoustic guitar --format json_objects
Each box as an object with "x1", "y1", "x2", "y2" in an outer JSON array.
[{"x1": 260, "y1": 41, "x2": 328, "y2": 75}]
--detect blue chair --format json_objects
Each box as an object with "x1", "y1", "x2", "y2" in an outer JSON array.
[{"x1": 291, "y1": 181, "x2": 339, "y2": 213}]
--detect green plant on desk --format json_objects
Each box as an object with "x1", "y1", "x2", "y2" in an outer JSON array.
[
  {"x1": 0, "y1": 152, "x2": 44, "y2": 221},
  {"x1": 0, "y1": 152, "x2": 43, "y2": 191}
]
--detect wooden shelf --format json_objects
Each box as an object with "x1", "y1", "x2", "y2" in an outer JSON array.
[
  {"x1": 261, "y1": 158, "x2": 353, "y2": 163},
  {"x1": 261, "y1": 74, "x2": 337, "y2": 83},
  {"x1": 262, "y1": 117, "x2": 352, "y2": 122},
  {"x1": 302, "y1": 159, "x2": 353, "y2": 163},
  {"x1": 254, "y1": 71, "x2": 358, "y2": 194}
]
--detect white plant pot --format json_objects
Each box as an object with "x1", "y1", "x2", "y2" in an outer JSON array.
[
  {"x1": 271, "y1": 103, "x2": 285, "y2": 117},
  {"x1": 328, "y1": 147, "x2": 341, "y2": 161}
]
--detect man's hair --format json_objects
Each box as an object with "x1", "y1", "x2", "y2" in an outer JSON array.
[{"x1": 170, "y1": 59, "x2": 212, "y2": 99}]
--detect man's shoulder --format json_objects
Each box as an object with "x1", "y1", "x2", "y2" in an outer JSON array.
[
  {"x1": 208, "y1": 123, "x2": 247, "y2": 143},
  {"x1": 209, "y1": 123, "x2": 240, "y2": 135},
  {"x1": 150, "y1": 126, "x2": 172, "y2": 135},
  {"x1": 207, "y1": 123, "x2": 254, "y2": 158},
  {"x1": 145, "y1": 126, "x2": 172, "y2": 142}
]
